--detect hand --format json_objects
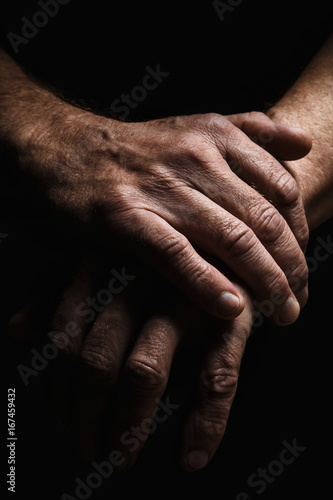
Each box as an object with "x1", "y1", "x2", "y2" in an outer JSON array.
[
  {"x1": 9, "y1": 94, "x2": 311, "y2": 324},
  {"x1": 8, "y1": 248, "x2": 256, "y2": 472}
]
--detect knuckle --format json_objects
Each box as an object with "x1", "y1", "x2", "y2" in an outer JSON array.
[
  {"x1": 288, "y1": 204, "x2": 310, "y2": 251},
  {"x1": 176, "y1": 130, "x2": 213, "y2": 164},
  {"x1": 298, "y1": 222, "x2": 310, "y2": 250},
  {"x1": 178, "y1": 130, "x2": 204, "y2": 151},
  {"x1": 223, "y1": 222, "x2": 257, "y2": 258},
  {"x1": 187, "y1": 260, "x2": 211, "y2": 288},
  {"x1": 254, "y1": 204, "x2": 285, "y2": 243},
  {"x1": 161, "y1": 241, "x2": 212, "y2": 290},
  {"x1": 124, "y1": 357, "x2": 168, "y2": 391},
  {"x1": 79, "y1": 346, "x2": 118, "y2": 385},
  {"x1": 203, "y1": 113, "x2": 222, "y2": 126},
  {"x1": 195, "y1": 413, "x2": 227, "y2": 441},
  {"x1": 286, "y1": 258, "x2": 309, "y2": 290},
  {"x1": 199, "y1": 112, "x2": 227, "y2": 130},
  {"x1": 199, "y1": 113, "x2": 233, "y2": 143},
  {"x1": 159, "y1": 235, "x2": 212, "y2": 289},
  {"x1": 265, "y1": 268, "x2": 289, "y2": 295},
  {"x1": 200, "y1": 367, "x2": 239, "y2": 400},
  {"x1": 48, "y1": 325, "x2": 81, "y2": 358},
  {"x1": 48, "y1": 328, "x2": 78, "y2": 357},
  {"x1": 274, "y1": 170, "x2": 300, "y2": 205},
  {"x1": 156, "y1": 232, "x2": 191, "y2": 261}
]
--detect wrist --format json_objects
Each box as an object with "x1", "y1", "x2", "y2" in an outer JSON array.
[
  {"x1": 1, "y1": 84, "x2": 107, "y2": 179},
  {"x1": 267, "y1": 106, "x2": 333, "y2": 230},
  {"x1": 0, "y1": 81, "x2": 62, "y2": 159},
  {"x1": 281, "y1": 157, "x2": 333, "y2": 231}
]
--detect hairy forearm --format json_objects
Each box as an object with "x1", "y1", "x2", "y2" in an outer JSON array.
[
  {"x1": 1, "y1": 45, "x2": 328, "y2": 232},
  {"x1": 267, "y1": 34, "x2": 333, "y2": 230},
  {"x1": 0, "y1": 50, "x2": 53, "y2": 137},
  {"x1": 0, "y1": 48, "x2": 83, "y2": 163}
]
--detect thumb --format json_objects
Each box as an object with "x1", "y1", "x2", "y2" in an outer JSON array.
[{"x1": 226, "y1": 111, "x2": 312, "y2": 160}]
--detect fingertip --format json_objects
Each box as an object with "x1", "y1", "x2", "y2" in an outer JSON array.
[
  {"x1": 268, "y1": 123, "x2": 313, "y2": 160},
  {"x1": 297, "y1": 285, "x2": 309, "y2": 310},
  {"x1": 267, "y1": 296, "x2": 300, "y2": 326},
  {"x1": 286, "y1": 126, "x2": 312, "y2": 160},
  {"x1": 215, "y1": 291, "x2": 244, "y2": 319},
  {"x1": 182, "y1": 449, "x2": 210, "y2": 472},
  {"x1": 291, "y1": 126, "x2": 313, "y2": 148}
]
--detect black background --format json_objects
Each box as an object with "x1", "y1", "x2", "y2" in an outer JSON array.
[{"x1": 1, "y1": 1, "x2": 332, "y2": 499}]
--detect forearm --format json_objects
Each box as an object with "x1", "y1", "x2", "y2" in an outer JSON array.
[
  {"x1": 0, "y1": 48, "x2": 84, "y2": 165},
  {"x1": 0, "y1": 50, "x2": 53, "y2": 137},
  {"x1": 267, "y1": 34, "x2": 333, "y2": 230}
]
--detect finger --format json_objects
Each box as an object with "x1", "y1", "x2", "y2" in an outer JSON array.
[
  {"x1": 226, "y1": 112, "x2": 310, "y2": 252},
  {"x1": 115, "y1": 209, "x2": 245, "y2": 320},
  {"x1": 71, "y1": 283, "x2": 140, "y2": 462},
  {"x1": 209, "y1": 175, "x2": 309, "y2": 305},
  {"x1": 229, "y1": 144, "x2": 309, "y2": 253},
  {"x1": 180, "y1": 294, "x2": 254, "y2": 471},
  {"x1": 227, "y1": 134, "x2": 308, "y2": 249},
  {"x1": 201, "y1": 114, "x2": 308, "y2": 251},
  {"x1": 226, "y1": 111, "x2": 312, "y2": 160},
  {"x1": 189, "y1": 170, "x2": 308, "y2": 306},
  {"x1": 139, "y1": 187, "x2": 303, "y2": 325},
  {"x1": 108, "y1": 302, "x2": 194, "y2": 471},
  {"x1": 185, "y1": 194, "x2": 305, "y2": 323},
  {"x1": 47, "y1": 263, "x2": 94, "y2": 357},
  {"x1": 44, "y1": 262, "x2": 96, "y2": 429}
]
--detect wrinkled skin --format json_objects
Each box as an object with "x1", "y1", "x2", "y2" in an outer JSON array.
[
  {"x1": 15, "y1": 108, "x2": 311, "y2": 323},
  {"x1": 8, "y1": 112, "x2": 312, "y2": 471}
]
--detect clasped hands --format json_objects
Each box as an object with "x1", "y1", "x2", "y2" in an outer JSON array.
[{"x1": 9, "y1": 108, "x2": 312, "y2": 472}]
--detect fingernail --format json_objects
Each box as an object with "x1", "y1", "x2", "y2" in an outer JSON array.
[
  {"x1": 297, "y1": 285, "x2": 309, "y2": 309},
  {"x1": 279, "y1": 296, "x2": 300, "y2": 324},
  {"x1": 186, "y1": 450, "x2": 209, "y2": 470},
  {"x1": 216, "y1": 292, "x2": 240, "y2": 317}
]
